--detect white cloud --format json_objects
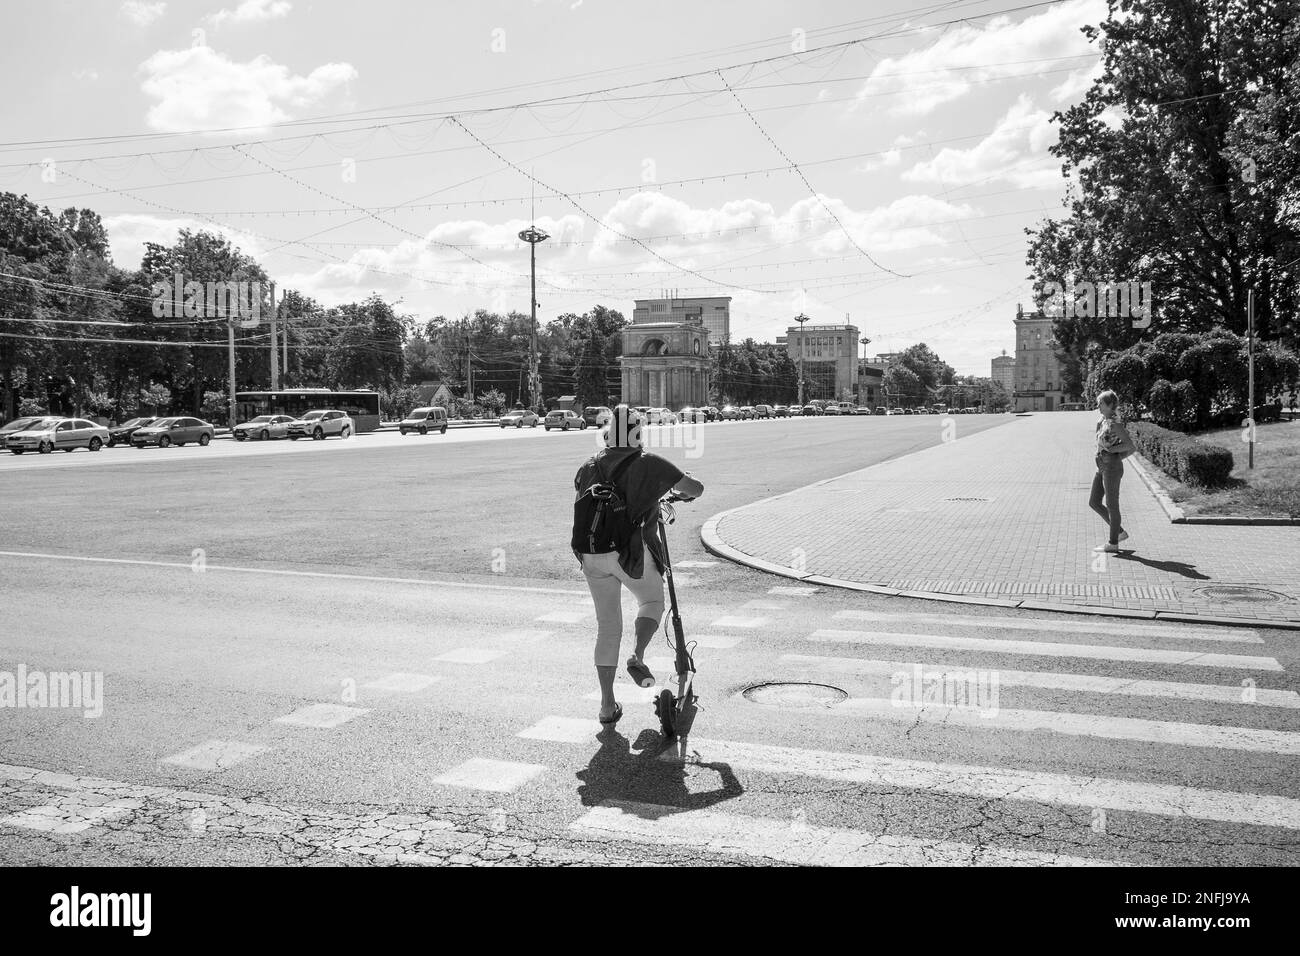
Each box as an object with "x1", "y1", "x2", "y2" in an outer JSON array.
[
  {"x1": 138, "y1": 46, "x2": 357, "y2": 133},
  {"x1": 1050, "y1": 62, "x2": 1102, "y2": 103},
  {"x1": 120, "y1": 1, "x2": 166, "y2": 27},
  {"x1": 857, "y1": 148, "x2": 901, "y2": 173},
  {"x1": 902, "y1": 95, "x2": 1061, "y2": 189},
  {"x1": 102, "y1": 214, "x2": 266, "y2": 270},
  {"x1": 855, "y1": 0, "x2": 1104, "y2": 116},
  {"x1": 73, "y1": 69, "x2": 100, "y2": 82},
  {"x1": 208, "y1": 0, "x2": 292, "y2": 27}
]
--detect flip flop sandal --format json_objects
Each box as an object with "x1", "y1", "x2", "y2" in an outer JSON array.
[
  {"x1": 626, "y1": 658, "x2": 656, "y2": 688},
  {"x1": 598, "y1": 702, "x2": 623, "y2": 725}
]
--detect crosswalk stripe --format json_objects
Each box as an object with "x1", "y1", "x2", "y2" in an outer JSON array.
[
  {"x1": 571, "y1": 800, "x2": 1117, "y2": 867},
  {"x1": 780, "y1": 654, "x2": 1300, "y2": 708},
  {"x1": 431, "y1": 758, "x2": 546, "y2": 793},
  {"x1": 812, "y1": 697, "x2": 1300, "y2": 755},
  {"x1": 832, "y1": 610, "x2": 1262, "y2": 644},
  {"x1": 653, "y1": 737, "x2": 1300, "y2": 829},
  {"x1": 519, "y1": 717, "x2": 1300, "y2": 828},
  {"x1": 808, "y1": 629, "x2": 1282, "y2": 671},
  {"x1": 711, "y1": 616, "x2": 767, "y2": 628}
]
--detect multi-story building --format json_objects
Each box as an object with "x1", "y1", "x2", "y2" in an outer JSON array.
[
  {"x1": 633, "y1": 296, "x2": 731, "y2": 347},
  {"x1": 991, "y1": 350, "x2": 1015, "y2": 395},
  {"x1": 1012, "y1": 305, "x2": 1070, "y2": 411},
  {"x1": 781, "y1": 323, "x2": 860, "y2": 402}
]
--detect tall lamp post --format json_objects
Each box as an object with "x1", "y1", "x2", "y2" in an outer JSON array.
[
  {"x1": 518, "y1": 224, "x2": 549, "y2": 411},
  {"x1": 859, "y1": 335, "x2": 871, "y2": 404},
  {"x1": 794, "y1": 313, "x2": 810, "y2": 406}
]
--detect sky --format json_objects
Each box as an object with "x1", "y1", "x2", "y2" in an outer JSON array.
[{"x1": 0, "y1": 0, "x2": 1109, "y2": 375}]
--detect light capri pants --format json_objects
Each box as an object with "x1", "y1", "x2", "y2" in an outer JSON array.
[{"x1": 580, "y1": 547, "x2": 665, "y2": 667}]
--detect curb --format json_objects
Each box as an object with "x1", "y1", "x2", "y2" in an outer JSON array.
[
  {"x1": 1129, "y1": 453, "x2": 1300, "y2": 526},
  {"x1": 699, "y1": 442, "x2": 1300, "y2": 633}
]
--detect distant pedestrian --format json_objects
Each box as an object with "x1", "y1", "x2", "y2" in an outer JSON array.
[
  {"x1": 1089, "y1": 389, "x2": 1136, "y2": 552},
  {"x1": 571, "y1": 405, "x2": 704, "y2": 725}
]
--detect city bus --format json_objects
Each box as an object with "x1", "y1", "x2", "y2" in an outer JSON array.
[{"x1": 235, "y1": 389, "x2": 382, "y2": 433}]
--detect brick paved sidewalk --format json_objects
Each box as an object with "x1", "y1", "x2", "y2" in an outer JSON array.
[{"x1": 702, "y1": 413, "x2": 1300, "y2": 627}]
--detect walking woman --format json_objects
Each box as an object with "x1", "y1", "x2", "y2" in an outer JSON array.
[
  {"x1": 1090, "y1": 389, "x2": 1136, "y2": 552},
  {"x1": 572, "y1": 405, "x2": 704, "y2": 725}
]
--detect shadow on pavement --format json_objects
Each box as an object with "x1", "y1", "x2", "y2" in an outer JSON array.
[
  {"x1": 1113, "y1": 552, "x2": 1211, "y2": 579},
  {"x1": 576, "y1": 726, "x2": 743, "y2": 814}
]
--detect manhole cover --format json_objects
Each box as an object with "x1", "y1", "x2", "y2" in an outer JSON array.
[
  {"x1": 1194, "y1": 586, "x2": 1291, "y2": 604},
  {"x1": 945, "y1": 497, "x2": 994, "y2": 502},
  {"x1": 742, "y1": 682, "x2": 848, "y2": 708}
]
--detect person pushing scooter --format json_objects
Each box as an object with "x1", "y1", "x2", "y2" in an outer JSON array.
[{"x1": 571, "y1": 405, "x2": 704, "y2": 725}]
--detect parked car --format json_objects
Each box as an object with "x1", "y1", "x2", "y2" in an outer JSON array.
[
  {"x1": 702, "y1": 405, "x2": 720, "y2": 422},
  {"x1": 718, "y1": 405, "x2": 740, "y2": 421},
  {"x1": 874, "y1": 407, "x2": 888, "y2": 416},
  {"x1": 7, "y1": 417, "x2": 109, "y2": 454},
  {"x1": 545, "y1": 409, "x2": 586, "y2": 431},
  {"x1": 786, "y1": 404, "x2": 803, "y2": 416},
  {"x1": 286, "y1": 409, "x2": 353, "y2": 440},
  {"x1": 130, "y1": 417, "x2": 215, "y2": 448},
  {"x1": 0, "y1": 415, "x2": 49, "y2": 448},
  {"x1": 645, "y1": 407, "x2": 678, "y2": 426},
  {"x1": 752, "y1": 404, "x2": 773, "y2": 419},
  {"x1": 772, "y1": 405, "x2": 790, "y2": 417},
  {"x1": 737, "y1": 406, "x2": 755, "y2": 420},
  {"x1": 583, "y1": 406, "x2": 613, "y2": 428},
  {"x1": 106, "y1": 416, "x2": 158, "y2": 446},
  {"x1": 678, "y1": 406, "x2": 706, "y2": 424},
  {"x1": 903, "y1": 407, "x2": 914, "y2": 414},
  {"x1": 855, "y1": 406, "x2": 873, "y2": 415},
  {"x1": 400, "y1": 406, "x2": 449, "y2": 435},
  {"x1": 822, "y1": 403, "x2": 842, "y2": 416},
  {"x1": 498, "y1": 408, "x2": 539, "y2": 429},
  {"x1": 802, "y1": 403, "x2": 820, "y2": 416},
  {"x1": 233, "y1": 414, "x2": 296, "y2": 441}
]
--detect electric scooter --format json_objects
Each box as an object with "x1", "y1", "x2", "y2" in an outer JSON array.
[{"x1": 653, "y1": 492, "x2": 698, "y2": 741}]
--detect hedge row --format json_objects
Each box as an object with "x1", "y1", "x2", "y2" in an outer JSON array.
[{"x1": 1129, "y1": 422, "x2": 1235, "y2": 487}]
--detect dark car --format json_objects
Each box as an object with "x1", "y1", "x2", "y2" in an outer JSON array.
[
  {"x1": 131, "y1": 417, "x2": 215, "y2": 448},
  {"x1": 802, "y1": 403, "x2": 820, "y2": 416},
  {"x1": 107, "y1": 417, "x2": 157, "y2": 447}
]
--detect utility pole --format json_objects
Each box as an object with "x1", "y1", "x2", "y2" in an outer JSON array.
[
  {"x1": 1248, "y1": 289, "x2": 1256, "y2": 469},
  {"x1": 269, "y1": 282, "x2": 279, "y2": 391},
  {"x1": 794, "y1": 313, "x2": 810, "y2": 406},
  {"x1": 227, "y1": 317, "x2": 237, "y2": 428},
  {"x1": 281, "y1": 311, "x2": 289, "y2": 388},
  {"x1": 518, "y1": 223, "x2": 549, "y2": 412}
]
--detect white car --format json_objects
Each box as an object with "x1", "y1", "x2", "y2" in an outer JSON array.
[
  {"x1": 544, "y1": 410, "x2": 586, "y2": 431},
  {"x1": 646, "y1": 407, "x2": 678, "y2": 425},
  {"x1": 233, "y1": 414, "x2": 296, "y2": 441},
  {"x1": 286, "y1": 409, "x2": 353, "y2": 440},
  {"x1": 6, "y1": 417, "x2": 109, "y2": 455}
]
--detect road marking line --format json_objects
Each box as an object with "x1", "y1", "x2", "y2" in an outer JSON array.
[
  {"x1": 658, "y1": 736, "x2": 1300, "y2": 829},
  {"x1": 710, "y1": 616, "x2": 767, "y2": 629},
  {"x1": 571, "y1": 800, "x2": 1116, "y2": 867},
  {"x1": 522, "y1": 716, "x2": 1300, "y2": 827},
  {"x1": 362, "y1": 673, "x2": 442, "y2": 693},
  {"x1": 0, "y1": 798, "x2": 142, "y2": 835},
  {"x1": 0, "y1": 550, "x2": 588, "y2": 596},
  {"x1": 761, "y1": 695, "x2": 1300, "y2": 755},
  {"x1": 432, "y1": 648, "x2": 505, "y2": 664},
  {"x1": 832, "y1": 610, "x2": 1262, "y2": 644},
  {"x1": 808, "y1": 629, "x2": 1282, "y2": 671},
  {"x1": 583, "y1": 686, "x2": 660, "y2": 704},
  {"x1": 161, "y1": 739, "x2": 270, "y2": 770},
  {"x1": 741, "y1": 601, "x2": 787, "y2": 611},
  {"x1": 780, "y1": 655, "x2": 1300, "y2": 708},
  {"x1": 689, "y1": 633, "x2": 745, "y2": 649},
  {"x1": 769, "y1": 586, "x2": 820, "y2": 596},
  {"x1": 535, "y1": 610, "x2": 588, "y2": 624},
  {"x1": 431, "y1": 758, "x2": 546, "y2": 793},
  {"x1": 274, "y1": 704, "x2": 370, "y2": 728}
]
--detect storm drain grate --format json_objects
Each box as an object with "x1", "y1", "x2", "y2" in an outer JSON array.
[{"x1": 1194, "y1": 586, "x2": 1291, "y2": 605}]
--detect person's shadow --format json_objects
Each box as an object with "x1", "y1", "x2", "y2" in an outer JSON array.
[
  {"x1": 576, "y1": 725, "x2": 743, "y2": 815},
  {"x1": 1112, "y1": 552, "x2": 1211, "y2": 579}
]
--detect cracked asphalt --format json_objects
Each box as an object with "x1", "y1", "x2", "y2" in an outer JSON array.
[{"x1": 1, "y1": 416, "x2": 1297, "y2": 866}]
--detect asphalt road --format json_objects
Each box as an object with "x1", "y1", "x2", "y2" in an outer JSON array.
[{"x1": 1, "y1": 414, "x2": 1297, "y2": 866}]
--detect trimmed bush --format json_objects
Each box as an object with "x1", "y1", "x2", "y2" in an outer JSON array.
[{"x1": 1129, "y1": 422, "x2": 1235, "y2": 487}]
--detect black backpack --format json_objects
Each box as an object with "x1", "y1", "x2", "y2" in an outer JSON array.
[{"x1": 571, "y1": 451, "x2": 641, "y2": 556}]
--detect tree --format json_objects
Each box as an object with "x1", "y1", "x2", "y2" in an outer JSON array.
[
  {"x1": 476, "y1": 388, "x2": 507, "y2": 416},
  {"x1": 1027, "y1": 0, "x2": 1300, "y2": 365},
  {"x1": 140, "y1": 384, "x2": 172, "y2": 415}
]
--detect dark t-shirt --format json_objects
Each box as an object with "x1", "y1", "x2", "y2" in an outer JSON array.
[{"x1": 573, "y1": 448, "x2": 685, "y2": 577}]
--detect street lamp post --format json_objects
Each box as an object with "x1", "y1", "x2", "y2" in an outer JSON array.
[
  {"x1": 518, "y1": 224, "x2": 549, "y2": 411},
  {"x1": 794, "y1": 313, "x2": 810, "y2": 406}
]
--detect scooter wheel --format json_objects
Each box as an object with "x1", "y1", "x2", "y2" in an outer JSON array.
[{"x1": 655, "y1": 689, "x2": 677, "y2": 739}]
